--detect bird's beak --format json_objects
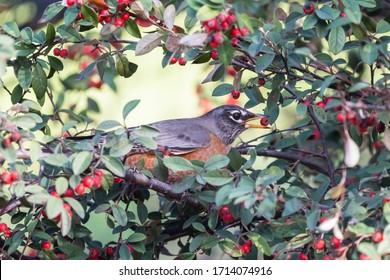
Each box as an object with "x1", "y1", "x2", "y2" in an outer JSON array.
[{"x1": 244, "y1": 114, "x2": 270, "y2": 129}]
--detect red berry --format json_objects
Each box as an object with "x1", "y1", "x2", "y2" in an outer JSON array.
[
  {"x1": 240, "y1": 244, "x2": 250, "y2": 254},
  {"x1": 312, "y1": 130, "x2": 320, "y2": 140},
  {"x1": 0, "y1": 223, "x2": 8, "y2": 232},
  {"x1": 212, "y1": 33, "x2": 224, "y2": 45},
  {"x1": 114, "y1": 18, "x2": 124, "y2": 27},
  {"x1": 369, "y1": 192, "x2": 375, "y2": 198},
  {"x1": 226, "y1": 14, "x2": 235, "y2": 24},
  {"x1": 319, "y1": 217, "x2": 328, "y2": 224},
  {"x1": 50, "y1": 191, "x2": 59, "y2": 197},
  {"x1": 210, "y1": 51, "x2": 219, "y2": 60},
  {"x1": 105, "y1": 247, "x2": 114, "y2": 255},
  {"x1": 170, "y1": 57, "x2": 177, "y2": 64},
  {"x1": 240, "y1": 26, "x2": 249, "y2": 36},
  {"x1": 221, "y1": 21, "x2": 230, "y2": 30},
  {"x1": 222, "y1": 213, "x2": 234, "y2": 223},
  {"x1": 303, "y1": 100, "x2": 311, "y2": 105},
  {"x1": 231, "y1": 90, "x2": 240, "y2": 99},
  {"x1": 4, "y1": 229, "x2": 12, "y2": 238},
  {"x1": 260, "y1": 117, "x2": 269, "y2": 126},
  {"x1": 374, "y1": 141, "x2": 382, "y2": 149},
  {"x1": 346, "y1": 111, "x2": 357, "y2": 122},
  {"x1": 316, "y1": 101, "x2": 325, "y2": 109},
  {"x1": 178, "y1": 57, "x2": 186, "y2": 66},
  {"x1": 127, "y1": 244, "x2": 134, "y2": 253},
  {"x1": 383, "y1": 197, "x2": 390, "y2": 205},
  {"x1": 340, "y1": 12, "x2": 346, "y2": 17},
  {"x1": 66, "y1": 0, "x2": 75, "y2": 6},
  {"x1": 83, "y1": 176, "x2": 94, "y2": 188},
  {"x1": 114, "y1": 177, "x2": 123, "y2": 183},
  {"x1": 65, "y1": 188, "x2": 75, "y2": 197},
  {"x1": 2, "y1": 138, "x2": 12, "y2": 148},
  {"x1": 337, "y1": 112, "x2": 346, "y2": 122},
  {"x1": 227, "y1": 67, "x2": 237, "y2": 76},
  {"x1": 371, "y1": 231, "x2": 383, "y2": 243},
  {"x1": 206, "y1": 18, "x2": 218, "y2": 31},
  {"x1": 303, "y1": 2, "x2": 315, "y2": 14},
  {"x1": 121, "y1": 11, "x2": 130, "y2": 21},
  {"x1": 59, "y1": 49, "x2": 68, "y2": 58},
  {"x1": 359, "y1": 253, "x2": 371, "y2": 260},
  {"x1": 314, "y1": 239, "x2": 326, "y2": 250},
  {"x1": 104, "y1": 16, "x2": 112, "y2": 23},
  {"x1": 331, "y1": 237, "x2": 341, "y2": 248},
  {"x1": 209, "y1": 41, "x2": 219, "y2": 49},
  {"x1": 42, "y1": 241, "x2": 51, "y2": 250},
  {"x1": 10, "y1": 171, "x2": 18, "y2": 181},
  {"x1": 230, "y1": 27, "x2": 241, "y2": 38},
  {"x1": 258, "y1": 78, "x2": 266, "y2": 86},
  {"x1": 11, "y1": 132, "x2": 22, "y2": 142},
  {"x1": 93, "y1": 176, "x2": 101, "y2": 188},
  {"x1": 358, "y1": 126, "x2": 368, "y2": 133},
  {"x1": 219, "y1": 206, "x2": 229, "y2": 216},
  {"x1": 118, "y1": 0, "x2": 129, "y2": 5},
  {"x1": 367, "y1": 114, "x2": 376, "y2": 126},
  {"x1": 299, "y1": 253, "x2": 308, "y2": 260},
  {"x1": 231, "y1": 38, "x2": 239, "y2": 47},
  {"x1": 323, "y1": 255, "x2": 334, "y2": 260},
  {"x1": 75, "y1": 184, "x2": 85, "y2": 195},
  {"x1": 1, "y1": 172, "x2": 12, "y2": 185},
  {"x1": 89, "y1": 248, "x2": 99, "y2": 258},
  {"x1": 63, "y1": 203, "x2": 71, "y2": 212},
  {"x1": 376, "y1": 122, "x2": 385, "y2": 133},
  {"x1": 94, "y1": 169, "x2": 104, "y2": 177},
  {"x1": 324, "y1": 97, "x2": 333, "y2": 104}
]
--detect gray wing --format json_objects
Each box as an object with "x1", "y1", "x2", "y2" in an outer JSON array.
[{"x1": 151, "y1": 119, "x2": 211, "y2": 155}]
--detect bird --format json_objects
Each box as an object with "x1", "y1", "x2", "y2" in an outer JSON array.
[{"x1": 124, "y1": 105, "x2": 269, "y2": 182}]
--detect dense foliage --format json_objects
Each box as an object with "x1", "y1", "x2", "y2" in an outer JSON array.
[{"x1": 0, "y1": 0, "x2": 390, "y2": 260}]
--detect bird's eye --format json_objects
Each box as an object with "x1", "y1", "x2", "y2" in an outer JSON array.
[{"x1": 232, "y1": 112, "x2": 241, "y2": 120}]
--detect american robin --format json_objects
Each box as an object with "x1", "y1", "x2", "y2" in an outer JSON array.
[{"x1": 125, "y1": 105, "x2": 269, "y2": 182}]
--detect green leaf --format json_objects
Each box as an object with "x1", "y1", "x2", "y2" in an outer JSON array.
[
  {"x1": 45, "y1": 196, "x2": 63, "y2": 219},
  {"x1": 134, "y1": 136, "x2": 157, "y2": 150},
  {"x1": 31, "y1": 63, "x2": 48, "y2": 100},
  {"x1": 360, "y1": 43, "x2": 378, "y2": 65},
  {"x1": 96, "y1": 120, "x2": 122, "y2": 131},
  {"x1": 127, "y1": 233, "x2": 147, "y2": 243},
  {"x1": 1, "y1": 22, "x2": 20, "y2": 37},
  {"x1": 39, "y1": 2, "x2": 65, "y2": 23},
  {"x1": 20, "y1": 27, "x2": 33, "y2": 44},
  {"x1": 135, "y1": 33, "x2": 164, "y2": 56},
  {"x1": 328, "y1": 26, "x2": 345, "y2": 54},
  {"x1": 116, "y1": 53, "x2": 138, "y2": 78},
  {"x1": 17, "y1": 67, "x2": 31, "y2": 90},
  {"x1": 189, "y1": 233, "x2": 207, "y2": 252},
  {"x1": 63, "y1": 197, "x2": 85, "y2": 219},
  {"x1": 110, "y1": 139, "x2": 133, "y2": 157},
  {"x1": 202, "y1": 236, "x2": 220, "y2": 249},
  {"x1": 55, "y1": 177, "x2": 68, "y2": 196},
  {"x1": 384, "y1": 203, "x2": 390, "y2": 224},
  {"x1": 204, "y1": 155, "x2": 230, "y2": 171},
  {"x1": 46, "y1": 23, "x2": 56, "y2": 44},
  {"x1": 81, "y1": 5, "x2": 98, "y2": 27},
  {"x1": 302, "y1": 14, "x2": 318, "y2": 30},
  {"x1": 285, "y1": 186, "x2": 309, "y2": 199},
  {"x1": 48, "y1": 56, "x2": 64, "y2": 71},
  {"x1": 202, "y1": 170, "x2": 233, "y2": 186},
  {"x1": 124, "y1": 19, "x2": 142, "y2": 38},
  {"x1": 72, "y1": 151, "x2": 93, "y2": 175},
  {"x1": 217, "y1": 41, "x2": 234, "y2": 65},
  {"x1": 286, "y1": 233, "x2": 313, "y2": 250},
  {"x1": 196, "y1": 5, "x2": 219, "y2": 21},
  {"x1": 26, "y1": 192, "x2": 51, "y2": 205},
  {"x1": 119, "y1": 243, "x2": 132, "y2": 260},
  {"x1": 282, "y1": 198, "x2": 302, "y2": 217},
  {"x1": 111, "y1": 205, "x2": 128, "y2": 226},
  {"x1": 122, "y1": 99, "x2": 140, "y2": 121},
  {"x1": 357, "y1": 242, "x2": 380, "y2": 260},
  {"x1": 312, "y1": 105, "x2": 327, "y2": 123},
  {"x1": 315, "y1": 5, "x2": 334, "y2": 20},
  {"x1": 255, "y1": 53, "x2": 275, "y2": 72},
  {"x1": 212, "y1": 83, "x2": 233, "y2": 96},
  {"x1": 137, "y1": 201, "x2": 148, "y2": 224},
  {"x1": 256, "y1": 166, "x2": 285, "y2": 186},
  {"x1": 343, "y1": 0, "x2": 362, "y2": 24},
  {"x1": 163, "y1": 157, "x2": 195, "y2": 172},
  {"x1": 11, "y1": 115, "x2": 37, "y2": 129},
  {"x1": 247, "y1": 232, "x2": 272, "y2": 256},
  {"x1": 357, "y1": 0, "x2": 376, "y2": 8},
  {"x1": 101, "y1": 156, "x2": 125, "y2": 177},
  {"x1": 76, "y1": 62, "x2": 96, "y2": 81},
  {"x1": 192, "y1": 222, "x2": 207, "y2": 232},
  {"x1": 43, "y1": 154, "x2": 68, "y2": 167},
  {"x1": 376, "y1": 20, "x2": 390, "y2": 33},
  {"x1": 94, "y1": 203, "x2": 111, "y2": 213}
]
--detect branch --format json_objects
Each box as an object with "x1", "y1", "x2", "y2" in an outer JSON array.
[
  {"x1": 0, "y1": 199, "x2": 22, "y2": 216},
  {"x1": 125, "y1": 171, "x2": 203, "y2": 210},
  {"x1": 237, "y1": 147, "x2": 330, "y2": 176}
]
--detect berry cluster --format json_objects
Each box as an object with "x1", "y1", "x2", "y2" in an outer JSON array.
[
  {"x1": 219, "y1": 205, "x2": 234, "y2": 223},
  {"x1": 201, "y1": 9, "x2": 248, "y2": 50},
  {"x1": 1, "y1": 170, "x2": 19, "y2": 185},
  {"x1": 53, "y1": 47, "x2": 69, "y2": 59},
  {"x1": 75, "y1": 170, "x2": 104, "y2": 195},
  {"x1": 2, "y1": 131, "x2": 22, "y2": 149},
  {"x1": 336, "y1": 110, "x2": 378, "y2": 133},
  {"x1": 88, "y1": 244, "x2": 133, "y2": 260},
  {"x1": 0, "y1": 222, "x2": 12, "y2": 238}
]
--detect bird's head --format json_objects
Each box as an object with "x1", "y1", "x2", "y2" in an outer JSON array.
[{"x1": 201, "y1": 105, "x2": 269, "y2": 145}]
